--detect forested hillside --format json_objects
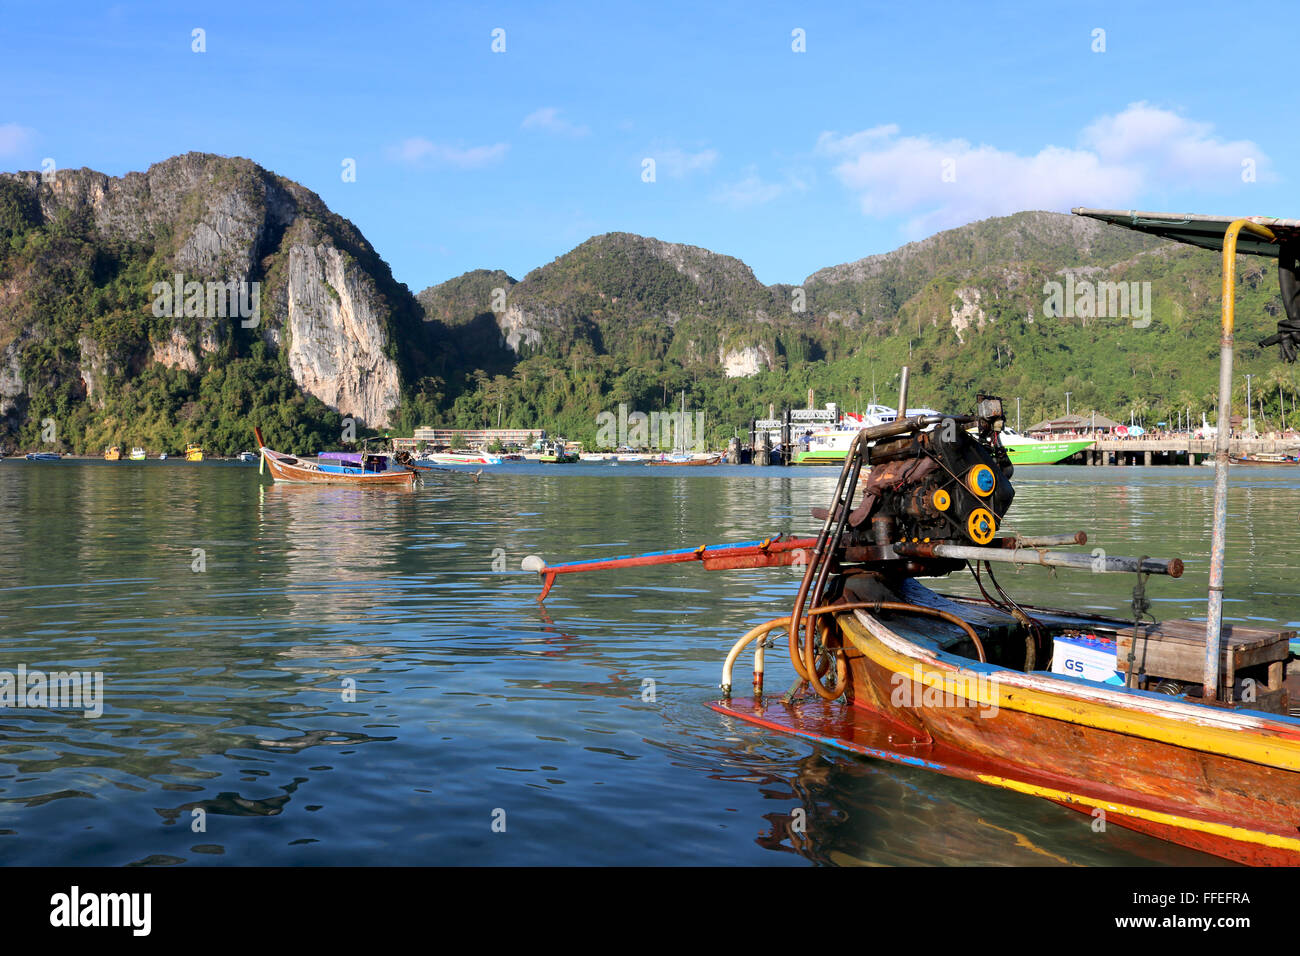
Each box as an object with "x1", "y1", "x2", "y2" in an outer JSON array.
[
  {"x1": 417, "y1": 212, "x2": 1295, "y2": 445},
  {"x1": 2, "y1": 151, "x2": 1292, "y2": 456}
]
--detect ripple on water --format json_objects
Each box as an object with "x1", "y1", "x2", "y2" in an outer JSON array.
[{"x1": 0, "y1": 462, "x2": 1288, "y2": 864}]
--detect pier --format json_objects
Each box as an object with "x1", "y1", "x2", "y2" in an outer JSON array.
[{"x1": 1080, "y1": 437, "x2": 1300, "y2": 465}]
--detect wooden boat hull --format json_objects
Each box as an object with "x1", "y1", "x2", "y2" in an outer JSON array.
[
  {"x1": 713, "y1": 607, "x2": 1300, "y2": 865},
  {"x1": 644, "y1": 455, "x2": 721, "y2": 466},
  {"x1": 258, "y1": 445, "x2": 417, "y2": 485}
]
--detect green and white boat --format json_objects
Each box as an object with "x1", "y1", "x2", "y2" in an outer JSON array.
[
  {"x1": 1000, "y1": 428, "x2": 1094, "y2": 465},
  {"x1": 793, "y1": 414, "x2": 1092, "y2": 466},
  {"x1": 793, "y1": 404, "x2": 942, "y2": 465},
  {"x1": 793, "y1": 429, "x2": 858, "y2": 465}
]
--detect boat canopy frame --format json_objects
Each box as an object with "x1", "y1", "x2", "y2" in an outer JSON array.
[
  {"x1": 1073, "y1": 207, "x2": 1291, "y2": 702},
  {"x1": 1071, "y1": 208, "x2": 1300, "y2": 258}
]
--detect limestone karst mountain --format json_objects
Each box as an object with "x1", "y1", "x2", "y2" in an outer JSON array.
[
  {"x1": 0, "y1": 151, "x2": 1286, "y2": 454},
  {"x1": 0, "y1": 152, "x2": 430, "y2": 453}
]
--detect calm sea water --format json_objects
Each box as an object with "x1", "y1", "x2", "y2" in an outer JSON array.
[{"x1": 2, "y1": 458, "x2": 1296, "y2": 866}]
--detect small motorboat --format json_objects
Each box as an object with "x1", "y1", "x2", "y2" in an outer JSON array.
[
  {"x1": 537, "y1": 439, "x2": 578, "y2": 463},
  {"x1": 129, "y1": 447, "x2": 147, "y2": 461},
  {"x1": 237, "y1": 451, "x2": 257, "y2": 463},
  {"x1": 420, "y1": 451, "x2": 502, "y2": 466}
]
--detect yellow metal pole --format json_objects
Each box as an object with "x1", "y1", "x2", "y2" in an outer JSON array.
[{"x1": 1205, "y1": 219, "x2": 1275, "y2": 701}]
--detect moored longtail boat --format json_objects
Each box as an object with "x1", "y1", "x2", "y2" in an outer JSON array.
[
  {"x1": 532, "y1": 213, "x2": 1300, "y2": 865},
  {"x1": 254, "y1": 427, "x2": 419, "y2": 485},
  {"x1": 1230, "y1": 454, "x2": 1299, "y2": 465},
  {"x1": 643, "y1": 454, "x2": 722, "y2": 466}
]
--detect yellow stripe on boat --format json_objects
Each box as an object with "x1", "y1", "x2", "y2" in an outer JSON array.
[
  {"x1": 974, "y1": 772, "x2": 1300, "y2": 854},
  {"x1": 840, "y1": 612, "x2": 1300, "y2": 773}
]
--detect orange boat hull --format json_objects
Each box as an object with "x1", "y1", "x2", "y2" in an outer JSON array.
[{"x1": 713, "y1": 609, "x2": 1300, "y2": 866}]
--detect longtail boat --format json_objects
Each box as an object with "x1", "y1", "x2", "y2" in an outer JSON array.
[
  {"x1": 1230, "y1": 454, "x2": 1299, "y2": 465},
  {"x1": 254, "y1": 427, "x2": 419, "y2": 485},
  {"x1": 531, "y1": 211, "x2": 1300, "y2": 866},
  {"x1": 643, "y1": 454, "x2": 722, "y2": 466}
]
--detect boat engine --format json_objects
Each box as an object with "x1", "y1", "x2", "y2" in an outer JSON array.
[{"x1": 844, "y1": 394, "x2": 1015, "y2": 557}]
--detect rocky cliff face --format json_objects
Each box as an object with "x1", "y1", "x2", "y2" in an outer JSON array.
[
  {"x1": 0, "y1": 339, "x2": 24, "y2": 423},
  {"x1": 284, "y1": 235, "x2": 401, "y2": 425},
  {"x1": 0, "y1": 152, "x2": 416, "y2": 430},
  {"x1": 719, "y1": 344, "x2": 774, "y2": 378}
]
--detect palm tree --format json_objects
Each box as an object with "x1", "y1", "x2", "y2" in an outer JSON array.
[
  {"x1": 1264, "y1": 365, "x2": 1292, "y2": 430},
  {"x1": 1131, "y1": 396, "x2": 1150, "y2": 429},
  {"x1": 1175, "y1": 390, "x2": 1199, "y2": 431}
]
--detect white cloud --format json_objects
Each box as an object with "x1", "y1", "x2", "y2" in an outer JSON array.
[
  {"x1": 713, "y1": 166, "x2": 805, "y2": 208},
  {"x1": 521, "y1": 107, "x2": 589, "y2": 137},
  {"x1": 815, "y1": 124, "x2": 899, "y2": 157},
  {"x1": 817, "y1": 104, "x2": 1267, "y2": 235},
  {"x1": 0, "y1": 123, "x2": 35, "y2": 157},
  {"x1": 652, "y1": 147, "x2": 718, "y2": 179},
  {"x1": 392, "y1": 138, "x2": 508, "y2": 169},
  {"x1": 1081, "y1": 101, "x2": 1260, "y2": 180}
]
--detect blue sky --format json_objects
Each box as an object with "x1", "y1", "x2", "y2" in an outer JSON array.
[{"x1": 0, "y1": 1, "x2": 1287, "y2": 291}]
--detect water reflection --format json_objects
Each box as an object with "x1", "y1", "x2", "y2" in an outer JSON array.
[
  {"x1": 0, "y1": 461, "x2": 1294, "y2": 864},
  {"x1": 665, "y1": 729, "x2": 1233, "y2": 867}
]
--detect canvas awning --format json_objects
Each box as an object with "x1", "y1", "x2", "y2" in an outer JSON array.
[{"x1": 1072, "y1": 208, "x2": 1300, "y2": 258}]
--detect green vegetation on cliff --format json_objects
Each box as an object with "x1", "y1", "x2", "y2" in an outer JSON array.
[
  {"x1": 3, "y1": 154, "x2": 1295, "y2": 457},
  {"x1": 416, "y1": 214, "x2": 1299, "y2": 447},
  {"x1": 0, "y1": 156, "x2": 418, "y2": 456}
]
